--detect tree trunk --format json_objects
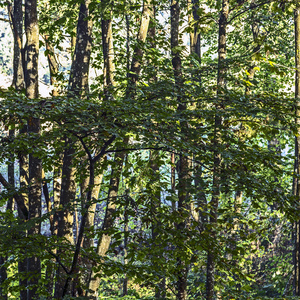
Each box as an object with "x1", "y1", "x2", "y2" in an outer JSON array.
[
  {"x1": 122, "y1": 194, "x2": 129, "y2": 296},
  {"x1": 87, "y1": 149, "x2": 127, "y2": 298},
  {"x1": 78, "y1": 164, "x2": 103, "y2": 295},
  {"x1": 53, "y1": 155, "x2": 63, "y2": 228},
  {"x1": 11, "y1": 0, "x2": 27, "y2": 220},
  {"x1": 0, "y1": 0, "x2": 22, "y2": 287},
  {"x1": 18, "y1": 124, "x2": 29, "y2": 300},
  {"x1": 102, "y1": 16, "x2": 115, "y2": 89},
  {"x1": 206, "y1": 1, "x2": 229, "y2": 299},
  {"x1": 53, "y1": 0, "x2": 93, "y2": 297},
  {"x1": 53, "y1": 140, "x2": 76, "y2": 298},
  {"x1": 188, "y1": 0, "x2": 201, "y2": 58},
  {"x1": 187, "y1": 0, "x2": 207, "y2": 233},
  {"x1": 69, "y1": 0, "x2": 92, "y2": 96},
  {"x1": 45, "y1": 34, "x2": 59, "y2": 96},
  {"x1": 0, "y1": 256, "x2": 7, "y2": 300},
  {"x1": 171, "y1": 1, "x2": 192, "y2": 299},
  {"x1": 12, "y1": 0, "x2": 24, "y2": 90},
  {"x1": 24, "y1": 0, "x2": 42, "y2": 298},
  {"x1": 87, "y1": 1, "x2": 153, "y2": 296},
  {"x1": 294, "y1": 1, "x2": 300, "y2": 296},
  {"x1": 127, "y1": 0, "x2": 152, "y2": 90}
]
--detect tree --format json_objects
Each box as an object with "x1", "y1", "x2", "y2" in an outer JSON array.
[
  {"x1": 0, "y1": 0, "x2": 299, "y2": 299},
  {"x1": 294, "y1": 0, "x2": 300, "y2": 295}
]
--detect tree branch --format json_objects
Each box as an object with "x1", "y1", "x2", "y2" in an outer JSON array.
[
  {"x1": 104, "y1": 145, "x2": 166, "y2": 154},
  {"x1": 0, "y1": 17, "x2": 9, "y2": 22},
  {"x1": 0, "y1": 172, "x2": 28, "y2": 219},
  {"x1": 46, "y1": 249, "x2": 71, "y2": 275},
  {"x1": 93, "y1": 134, "x2": 116, "y2": 163},
  {"x1": 228, "y1": 0, "x2": 271, "y2": 24}
]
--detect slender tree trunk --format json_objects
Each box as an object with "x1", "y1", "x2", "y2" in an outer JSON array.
[
  {"x1": 188, "y1": 0, "x2": 201, "y2": 58},
  {"x1": 0, "y1": 129, "x2": 13, "y2": 300},
  {"x1": 53, "y1": 139, "x2": 76, "y2": 298},
  {"x1": 69, "y1": 0, "x2": 92, "y2": 96},
  {"x1": 11, "y1": 2, "x2": 28, "y2": 296},
  {"x1": 27, "y1": 122, "x2": 42, "y2": 300},
  {"x1": 55, "y1": 140, "x2": 76, "y2": 245},
  {"x1": 87, "y1": 149, "x2": 127, "y2": 298},
  {"x1": 206, "y1": 1, "x2": 229, "y2": 299},
  {"x1": 87, "y1": 2, "x2": 153, "y2": 296},
  {"x1": 12, "y1": 0, "x2": 24, "y2": 90},
  {"x1": 62, "y1": 157, "x2": 96, "y2": 298},
  {"x1": 171, "y1": 1, "x2": 192, "y2": 299},
  {"x1": 53, "y1": 155, "x2": 63, "y2": 230},
  {"x1": 150, "y1": 151, "x2": 166, "y2": 299},
  {"x1": 45, "y1": 159, "x2": 62, "y2": 298},
  {"x1": 127, "y1": 0, "x2": 152, "y2": 90},
  {"x1": 171, "y1": 152, "x2": 176, "y2": 211},
  {"x1": 45, "y1": 34, "x2": 59, "y2": 96},
  {"x1": 194, "y1": 162, "x2": 207, "y2": 232},
  {"x1": 74, "y1": 16, "x2": 112, "y2": 291},
  {"x1": 0, "y1": 256, "x2": 7, "y2": 300},
  {"x1": 147, "y1": 11, "x2": 166, "y2": 298},
  {"x1": 24, "y1": 0, "x2": 42, "y2": 298},
  {"x1": 53, "y1": 0, "x2": 93, "y2": 297},
  {"x1": 188, "y1": 0, "x2": 207, "y2": 233},
  {"x1": 53, "y1": 167, "x2": 62, "y2": 213},
  {"x1": 18, "y1": 124, "x2": 29, "y2": 300},
  {"x1": 102, "y1": 16, "x2": 115, "y2": 89},
  {"x1": 63, "y1": 138, "x2": 115, "y2": 298},
  {"x1": 122, "y1": 194, "x2": 129, "y2": 296},
  {"x1": 294, "y1": 1, "x2": 300, "y2": 295},
  {"x1": 78, "y1": 163, "x2": 103, "y2": 295},
  {"x1": 233, "y1": 0, "x2": 259, "y2": 238},
  {"x1": 37, "y1": 175, "x2": 53, "y2": 294}
]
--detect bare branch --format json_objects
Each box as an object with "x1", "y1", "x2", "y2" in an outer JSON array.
[{"x1": 0, "y1": 17, "x2": 9, "y2": 22}]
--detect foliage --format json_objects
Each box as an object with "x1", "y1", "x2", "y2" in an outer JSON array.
[{"x1": 0, "y1": 0, "x2": 299, "y2": 299}]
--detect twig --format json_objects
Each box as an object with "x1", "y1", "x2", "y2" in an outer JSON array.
[
  {"x1": 0, "y1": 17, "x2": 9, "y2": 22},
  {"x1": 46, "y1": 249, "x2": 71, "y2": 275}
]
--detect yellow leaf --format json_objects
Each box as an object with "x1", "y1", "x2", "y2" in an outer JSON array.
[{"x1": 269, "y1": 60, "x2": 275, "y2": 67}]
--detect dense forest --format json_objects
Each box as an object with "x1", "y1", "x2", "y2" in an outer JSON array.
[{"x1": 0, "y1": 0, "x2": 300, "y2": 299}]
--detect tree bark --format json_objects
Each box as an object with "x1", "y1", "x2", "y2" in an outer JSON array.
[
  {"x1": 188, "y1": 0, "x2": 201, "y2": 59},
  {"x1": 122, "y1": 193, "x2": 129, "y2": 296},
  {"x1": 78, "y1": 162, "x2": 103, "y2": 295},
  {"x1": 102, "y1": 11, "x2": 115, "y2": 89},
  {"x1": 12, "y1": 0, "x2": 24, "y2": 90},
  {"x1": 187, "y1": 0, "x2": 207, "y2": 234},
  {"x1": 24, "y1": 0, "x2": 42, "y2": 298},
  {"x1": 171, "y1": 1, "x2": 192, "y2": 299},
  {"x1": 18, "y1": 127, "x2": 29, "y2": 300},
  {"x1": 53, "y1": 139, "x2": 76, "y2": 298},
  {"x1": 127, "y1": 0, "x2": 152, "y2": 90},
  {"x1": 294, "y1": 1, "x2": 300, "y2": 296},
  {"x1": 45, "y1": 34, "x2": 59, "y2": 96},
  {"x1": 0, "y1": 256, "x2": 7, "y2": 300},
  {"x1": 69, "y1": 0, "x2": 92, "y2": 96},
  {"x1": 87, "y1": 149, "x2": 127, "y2": 298},
  {"x1": 206, "y1": 1, "x2": 229, "y2": 299},
  {"x1": 53, "y1": 1, "x2": 93, "y2": 297}
]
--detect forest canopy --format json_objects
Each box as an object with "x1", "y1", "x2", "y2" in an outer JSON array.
[{"x1": 0, "y1": 0, "x2": 300, "y2": 299}]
